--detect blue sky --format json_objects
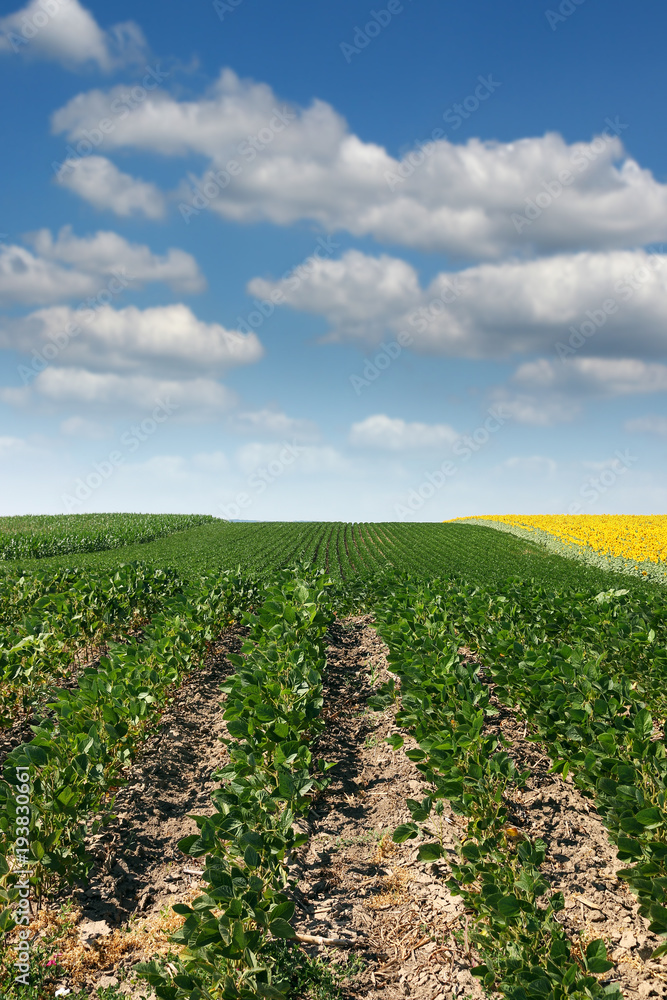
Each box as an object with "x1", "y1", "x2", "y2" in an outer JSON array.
[{"x1": 1, "y1": 0, "x2": 666, "y2": 520}]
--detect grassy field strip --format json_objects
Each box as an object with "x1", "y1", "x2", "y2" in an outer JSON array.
[
  {"x1": 461, "y1": 589, "x2": 667, "y2": 955},
  {"x1": 0, "y1": 514, "x2": 214, "y2": 562},
  {"x1": 137, "y1": 571, "x2": 337, "y2": 1000},
  {"x1": 0, "y1": 569, "x2": 257, "y2": 920},
  {"x1": 371, "y1": 581, "x2": 619, "y2": 1000},
  {"x1": 0, "y1": 565, "x2": 185, "y2": 728}
]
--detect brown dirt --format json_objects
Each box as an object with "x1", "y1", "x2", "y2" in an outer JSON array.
[
  {"x1": 291, "y1": 616, "x2": 484, "y2": 1000},
  {"x1": 28, "y1": 627, "x2": 245, "y2": 998}
]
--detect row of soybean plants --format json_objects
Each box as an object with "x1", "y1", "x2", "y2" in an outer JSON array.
[
  {"x1": 0, "y1": 564, "x2": 186, "y2": 727},
  {"x1": 138, "y1": 570, "x2": 338, "y2": 1000},
  {"x1": 0, "y1": 566, "x2": 258, "y2": 926},
  {"x1": 452, "y1": 578, "x2": 667, "y2": 953},
  {"x1": 371, "y1": 576, "x2": 618, "y2": 1000}
]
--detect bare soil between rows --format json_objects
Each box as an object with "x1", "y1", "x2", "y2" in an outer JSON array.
[
  {"x1": 289, "y1": 616, "x2": 483, "y2": 1000},
  {"x1": 20, "y1": 616, "x2": 667, "y2": 999}
]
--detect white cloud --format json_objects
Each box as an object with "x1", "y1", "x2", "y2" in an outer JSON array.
[
  {"x1": 28, "y1": 226, "x2": 204, "y2": 293},
  {"x1": 230, "y1": 409, "x2": 319, "y2": 441},
  {"x1": 349, "y1": 414, "x2": 459, "y2": 451},
  {"x1": 490, "y1": 394, "x2": 579, "y2": 427},
  {"x1": 51, "y1": 70, "x2": 667, "y2": 256},
  {"x1": 251, "y1": 247, "x2": 667, "y2": 358},
  {"x1": 513, "y1": 357, "x2": 667, "y2": 395},
  {"x1": 2, "y1": 367, "x2": 237, "y2": 418},
  {"x1": 1, "y1": 303, "x2": 263, "y2": 378},
  {"x1": 56, "y1": 156, "x2": 165, "y2": 219},
  {"x1": 0, "y1": 0, "x2": 146, "y2": 71},
  {"x1": 489, "y1": 357, "x2": 667, "y2": 427},
  {"x1": 250, "y1": 250, "x2": 419, "y2": 343},
  {"x1": 625, "y1": 415, "x2": 667, "y2": 436},
  {"x1": 0, "y1": 227, "x2": 204, "y2": 306},
  {"x1": 0, "y1": 244, "x2": 98, "y2": 306}
]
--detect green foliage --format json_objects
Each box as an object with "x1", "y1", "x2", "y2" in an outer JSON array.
[
  {"x1": 3, "y1": 517, "x2": 667, "y2": 998},
  {"x1": 137, "y1": 571, "x2": 337, "y2": 1000},
  {"x1": 0, "y1": 513, "x2": 213, "y2": 561},
  {"x1": 0, "y1": 567, "x2": 256, "y2": 901},
  {"x1": 373, "y1": 580, "x2": 621, "y2": 1000},
  {"x1": 6, "y1": 521, "x2": 656, "y2": 597}
]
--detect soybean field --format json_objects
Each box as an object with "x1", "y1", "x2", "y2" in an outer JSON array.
[{"x1": 1, "y1": 516, "x2": 667, "y2": 1000}]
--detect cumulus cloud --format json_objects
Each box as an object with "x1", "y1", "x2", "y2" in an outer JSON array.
[
  {"x1": 250, "y1": 247, "x2": 667, "y2": 358},
  {"x1": 349, "y1": 414, "x2": 459, "y2": 451},
  {"x1": 1, "y1": 367, "x2": 237, "y2": 418},
  {"x1": 490, "y1": 357, "x2": 667, "y2": 427},
  {"x1": 0, "y1": 227, "x2": 204, "y2": 306},
  {"x1": 625, "y1": 415, "x2": 667, "y2": 436},
  {"x1": 251, "y1": 250, "x2": 420, "y2": 343},
  {"x1": 28, "y1": 226, "x2": 205, "y2": 293},
  {"x1": 0, "y1": 0, "x2": 147, "y2": 71},
  {"x1": 51, "y1": 69, "x2": 667, "y2": 256},
  {"x1": 56, "y1": 156, "x2": 165, "y2": 219},
  {"x1": 489, "y1": 394, "x2": 579, "y2": 427},
  {"x1": 512, "y1": 357, "x2": 667, "y2": 396},
  {"x1": 0, "y1": 244, "x2": 99, "y2": 306},
  {"x1": 229, "y1": 409, "x2": 319, "y2": 441},
  {"x1": 0, "y1": 302, "x2": 263, "y2": 378}
]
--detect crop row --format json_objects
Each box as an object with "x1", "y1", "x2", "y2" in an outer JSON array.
[
  {"x1": 455, "y1": 584, "x2": 667, "y2": 951},
  {"x1": 138, "y1": 570, "x2": 336, "y2": 1000},
  {"x1": 0, "y1": 568, "x2": 259, "y2": 926},
  {"x1": 0, "y1": 564, "x2": 187, "y2": 727},
  {"x1": 372, "y1": 579, "x2": 617, "y2": 1000},
  {"x1": 0, "y1": 514, "x2": 214, "y2": 562}
]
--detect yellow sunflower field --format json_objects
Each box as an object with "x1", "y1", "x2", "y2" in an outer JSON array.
[{"x1": 448, "y1": 514, "x2": 667, "y2": 568}]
